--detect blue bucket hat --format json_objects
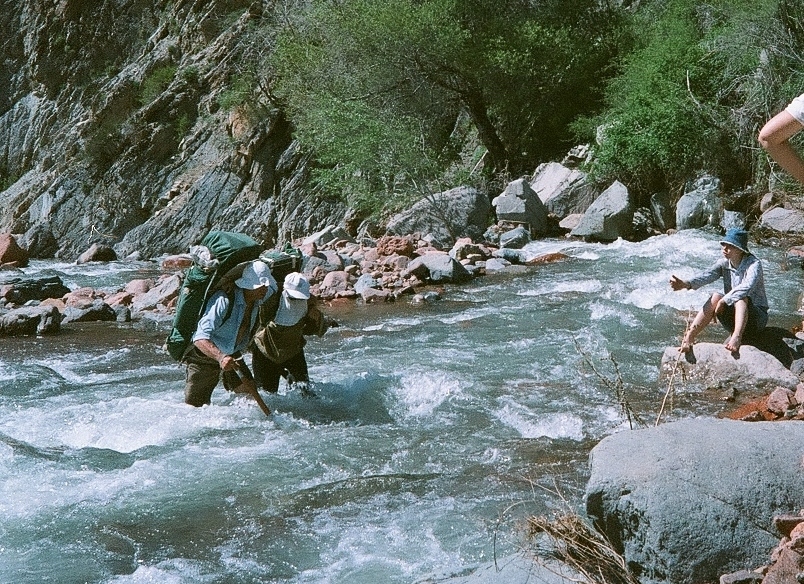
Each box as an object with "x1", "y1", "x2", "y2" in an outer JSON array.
[{"x1": 720, "y1": 228, "x2": 750, "y2": 254}]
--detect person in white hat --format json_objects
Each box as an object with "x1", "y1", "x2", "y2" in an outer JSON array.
[
  {"x1": 184, "y1": 260, "x2": 277, "y2": 407},
  {"x1": 252, "y1": 272, "x2": 333, "y2": 397}
]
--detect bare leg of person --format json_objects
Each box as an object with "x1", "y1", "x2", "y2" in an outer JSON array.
[
  {"x1": 724, "y1": 298, "x2": 748, "y2": 353},
  {"x1": 758, "y1": 111, "x2": 804, "y2": 185},
  {"x1": 680, "y1": 294, "x2": 720, "y2": 353}
]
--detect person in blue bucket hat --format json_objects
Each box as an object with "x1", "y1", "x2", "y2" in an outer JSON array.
[{"x1": 669, "y1": 228, "x2": 768, "y2": 354}]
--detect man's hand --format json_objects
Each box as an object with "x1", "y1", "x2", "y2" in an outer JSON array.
[
  {"x1": 669, "y1": 275, "x2": 688, "y2": 291},
  {"x1": 219, "y1": 354, "x2": 236, "y2": 371}
]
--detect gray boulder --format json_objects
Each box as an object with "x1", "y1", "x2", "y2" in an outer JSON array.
[
  {"x1": 721, "y1": 210, "x2": 746, "y2": 231},
  {"x1": 660, "y1": 342, "x2": 799, "y2": 393},
  {"x1": 492, "y1": 178, "x2": 551, "y2": 236},
  {"x1": 498, "y1": 226, "x2": 530, "y2": 249},
  {"x1": 585, "y1": 418, "x2": 804, "y2": 583},
  {"x1": 76, "y1": 242, "x2": 117, "y2": 264},
  {"x1": 570, "y1": 181, "x2": 633, "y2": 242},
  {"x1": 649, "y1": 191, "x2": 675, "y2": 231},
  {"x1": 0, "y1": 274, "x2": 70, "y2": 304},
  {"x1": 62, "y1": 299, "x2": 117, "y2": 323},
  {"x1": 529, "y1": 161, "x2": 599, "y2": 219},
  {"x1": 676, "y1": 175, "x2": 723, "y2": 230},
  {"x1": 386, "y1": 186, "x2": 491, "y2": 248},
  {"x1": 0, "y1": 304, "x2": 61, "y2": 335},
  {"x1": 760, "y1": 207, "x2": 804, "y2": 234},
  {"x1": 403, "y1": 253, "x2": 472, "y2": 283}
]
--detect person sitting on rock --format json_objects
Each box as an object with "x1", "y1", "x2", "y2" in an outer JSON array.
[
  {"x1": 252, "y1": 272, "x2": 332, "y2": 397},
  {"x1": 669, "y1": 228, "x2": 768, "y2": 354},
  {"x1": 184, "y1": 260, "x2": 277, "y2": 407}
]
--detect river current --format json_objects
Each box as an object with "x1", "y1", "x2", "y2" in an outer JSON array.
[{"x1": 1, "y1": 230, "x2": 801, "y2": 583}]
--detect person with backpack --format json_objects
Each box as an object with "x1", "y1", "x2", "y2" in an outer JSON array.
[
  {"x1": 183, "y1": 260, "x2": 278, "y2": 407},
  {"x1": 252, "y1": 272, "x2": 331, "y2": 397}
]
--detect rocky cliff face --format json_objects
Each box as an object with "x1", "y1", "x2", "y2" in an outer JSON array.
[{"x1": 0, "y1": 0, "x2": 346, "y2": 260}]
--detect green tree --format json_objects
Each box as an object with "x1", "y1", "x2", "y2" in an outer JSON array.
[
  {"x1": 271, "y1": 0, "x2": 626, "y2": 211},
  {"x1": 583, "y1": 0, "x2": 789, "y2": 199}
]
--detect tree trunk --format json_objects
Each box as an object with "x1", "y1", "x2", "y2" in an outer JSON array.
[{"x1": 461, "y1": 88, "x2": 511, "y2": 174}]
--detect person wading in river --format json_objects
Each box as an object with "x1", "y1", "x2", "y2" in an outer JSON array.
[
  {"x1": 183, "y1": 260, "x2": 277, "y2": 407},
  {"x1": 252, "y1": 272, "x2": 332, "y2": 397},
  {"x1": 669, "y1": 228, "x2": 768, "y2": 355}
]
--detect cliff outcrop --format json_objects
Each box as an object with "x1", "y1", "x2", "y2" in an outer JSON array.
[{"x1": 0, "y1": 0, "x2": 347, "y2": 260}]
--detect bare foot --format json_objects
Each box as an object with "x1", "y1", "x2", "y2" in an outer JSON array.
[
  {"x1": 679, "y1": 338, "x2": 693, "y2": 353},
  {"x1": 724, "y1": 334, "x2": 741, "y2": 353}
]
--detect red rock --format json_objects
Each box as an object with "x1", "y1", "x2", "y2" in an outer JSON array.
[
  {"x1": 376, "y1": 235, "x2": 415, "y2": 257},
  {"x1": 124, "y1": 278, "x2": 154, "y2": 295},
  {"x1": 105, "y1": 291, "x2": 134, "y2": 307},
  {"x1": 525, "y1": 252, "x2": 570, "y2": 266},
  {"x1": 766, "y1": 387, "x2": 795, "y2": 416},
  {"x1": 0, "y1": 234, "x2": 29, "y2": 268},
  {"x1": 161, "y1": 255, "x2": 193, "y2": 271}
]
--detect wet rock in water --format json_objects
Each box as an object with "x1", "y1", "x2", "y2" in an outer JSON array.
[
  {"x1": 0, "y1": 304, "x2": 61, "y2": 335},
  {"x1": 0, "y1": 233, "x2": 29, "y2": 268},
  {"x1": 130, "y1": 274, "x2": 182, "y2": 313},
  {"x1": 0, "y1": 274, "x2": 71, "y2": 304},
  {"x1": 571, "y1": 180, "x2": 634, "y2": 242},
  {"x1": 585, "y1": 418, "x2": 804, "y2": 583},
  {"x1": 76, "y1": 243, "x2": 117, "y2": 264},
  {"x1": 660, "y1": 342, "x2": 799, "y2": 394},
  {"x1": 62, "y1": 300, "x2": 117, "y2": 323},
  {"x1": 499, "y1": 226, "x2": 531, "y2": 249},
  {"x1": 403, "y1": 253, "x2": 472, "y2": 283}
]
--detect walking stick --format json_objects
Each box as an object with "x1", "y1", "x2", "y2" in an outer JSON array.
[{"x1": 233, "y1": 358, "x2": 272, "y2": 417}]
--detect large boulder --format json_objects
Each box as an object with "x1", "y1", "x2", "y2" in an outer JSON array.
[
  {"x1": 529, "y1": 161, "x2": 599, "y2": 219},
  {"x1": 402, "y1": 253, "x2": 472, "y2": 283},
  {"x1": 0, "y1": 233, "x2": 29, "y2": 267},
  {"x1": 570, "y1": 181, "x2": 633, "y2": 242},
  {"x1": 649, "y1": 191, "x2": 675, "y2": 231},
  {"x1": 760, "y1": 206, "x2": 804, "y2": 234},
  {"x1": 385, "y1": 186, "x2": 491, "y2": 248},
  {"x1": 585, "y1": 418, "x2": 804, "y2": 583},
  {"x1": 0, "y1": 274, "x2": 71, "y2": 304},
  {"x1": 675, "y1": 175, "x2": 723, "y2": 230},
  {"x1": 660, "y1": 342, "x2": 799, "y2": 393},
  {"x1": 491, "y1": 178, "x2": 551, "y2": 236},
  {"x1": 0, "y1": 304, "x2": 61, "y2": 336}
]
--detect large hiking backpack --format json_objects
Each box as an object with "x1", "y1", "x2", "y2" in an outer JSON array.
[
  {"x1": 165, "y1": 231, "x2": 262, "y2": 361},
  {"x1": 258, "y1": 243, "x2": 303, "y2": 287}
]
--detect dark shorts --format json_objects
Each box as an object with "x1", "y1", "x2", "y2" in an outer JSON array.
[
  {"x1": 252, "y1": 348, "x2": 309, "y2": 393},
  {"x1": 716, "y1": 298, "x2": 768, "y2": 340},
  {"x1": 183, "y1": 346, "x2": 242, "y2": 406}
]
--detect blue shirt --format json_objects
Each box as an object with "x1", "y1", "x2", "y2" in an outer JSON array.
[
  {"x1": 687, "y1": 254, "x2": 768, "y2": 310},
  {"x1": 192, "y1": 286, "x2": 275, "y2": 355}
]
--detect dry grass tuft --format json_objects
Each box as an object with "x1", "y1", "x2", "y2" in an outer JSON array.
[{"x1": 527, "y1": 512, "x2": 640, "y2": 584}]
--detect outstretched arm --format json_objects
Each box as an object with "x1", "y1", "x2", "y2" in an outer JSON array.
[{"x1": 758, "y1": 110, "x2": 804, "y2": 185}]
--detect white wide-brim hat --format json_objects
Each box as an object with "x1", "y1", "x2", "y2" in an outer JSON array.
[
  {"x1": 284, "y1": 272, "x2": 311, "y2": 299},
  {"x1": 235, "y1": 260, "x2": 275, "y2": 290}
]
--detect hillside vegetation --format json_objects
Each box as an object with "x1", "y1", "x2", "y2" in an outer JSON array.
[{"x1": 0, "y1": 0, "x2": 802, "y2": 257}]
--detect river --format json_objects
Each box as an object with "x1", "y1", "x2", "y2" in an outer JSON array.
[{"x1": 0, "y1": 229, "x2": 801, "y2": 583}]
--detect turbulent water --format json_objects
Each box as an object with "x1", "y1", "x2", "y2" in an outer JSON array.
[{"x1": 1, "y1": 230, "x2": 801, "y2": 584}]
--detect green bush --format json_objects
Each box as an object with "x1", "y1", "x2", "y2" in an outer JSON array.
[{"x1": 139, "y1": 65, "x2": 177, "y2": 106}]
